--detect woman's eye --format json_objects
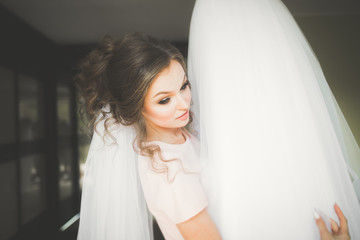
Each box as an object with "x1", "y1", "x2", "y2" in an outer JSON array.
[
  {"x1": 180, "y1": 81, "x2": 189, "y2": 90},
  {"x1": 159, "y1": 98, "x2": 170, "y2": 104}
]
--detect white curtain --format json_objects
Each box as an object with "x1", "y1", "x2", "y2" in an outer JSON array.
[{"x1": 188, "y1": 0, "x2": 360, "y2": 239}]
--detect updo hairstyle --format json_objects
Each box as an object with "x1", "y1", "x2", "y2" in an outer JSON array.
[{"x1": 74, "y1": 33, "x2": 193, "y2": 175}]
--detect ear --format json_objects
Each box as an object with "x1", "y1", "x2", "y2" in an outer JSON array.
[{"x1": 141, "y1": 109, "x2": 148, "y2": 121}]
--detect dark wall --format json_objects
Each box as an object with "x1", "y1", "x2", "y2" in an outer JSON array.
[{"x1": 0, "y1": 5, "x2": 80, "y2": 240}]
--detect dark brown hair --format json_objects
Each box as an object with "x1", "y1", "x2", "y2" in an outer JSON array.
[{"x1": 74, "y1": 33, "x2": 193, "y2": 179}]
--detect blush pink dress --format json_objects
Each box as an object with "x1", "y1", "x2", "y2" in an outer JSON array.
[{"x1": 138, "y1": 133, "x2": 208, "y2": 240}]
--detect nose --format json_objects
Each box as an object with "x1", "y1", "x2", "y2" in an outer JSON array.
[{"x1": 176, "y1": 92, "x2": 190, "y2": 110}]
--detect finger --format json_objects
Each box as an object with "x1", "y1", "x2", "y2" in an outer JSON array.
[
  {"x1": 330, "y1": 218, "x2": 339, "y2": 233},
  {"x1": 334, "y1": 203, "x2": 349, "y2": 233},
  {"x1": 314, "y1": 211, "x2": 330, "y2": 237}
]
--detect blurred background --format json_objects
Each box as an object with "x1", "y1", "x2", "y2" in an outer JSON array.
[{"x1": 0, "y1": 0, "x2": 359, "y2": 239}]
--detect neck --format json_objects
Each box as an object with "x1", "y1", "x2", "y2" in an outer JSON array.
[{"x1": 146, "y1": 125, "x2": 185, "y2": 144}]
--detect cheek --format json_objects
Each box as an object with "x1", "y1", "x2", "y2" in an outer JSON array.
[
  {"x1": 146, "y1": 103, "x2": 176, "y2": 123},
  {"x1": 184, "y1": 89, "x2": 192, "y2": 104}
]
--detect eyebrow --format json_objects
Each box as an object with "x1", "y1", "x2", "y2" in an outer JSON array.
[{"x1": 152, "y1": 74, "x2": 187, "y2": 98}]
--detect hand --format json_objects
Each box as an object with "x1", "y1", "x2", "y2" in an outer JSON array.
[{"x1": 315, "y1": 203, "x2": 351, "y2": 240}]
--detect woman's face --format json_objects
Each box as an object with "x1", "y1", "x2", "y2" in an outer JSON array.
[{"x1": 142, "y1": 60, "x2": 191, "y2": 131}]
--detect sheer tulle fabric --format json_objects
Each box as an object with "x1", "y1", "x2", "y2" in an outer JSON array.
[
  {"x1": 188, "y1": 0, "x2": 360, "y2": 239},
  {"x1": 77, "y1": 114, "x2": 153, "y2": 240}
]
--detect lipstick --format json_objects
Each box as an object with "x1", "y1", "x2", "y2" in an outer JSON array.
[{"x1": 176, "y1": 110, "x2": 189, "y2": 121}]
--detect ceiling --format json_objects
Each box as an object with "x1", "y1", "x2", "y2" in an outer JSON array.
[{"x1": 1, "y1": 0, "x2": 359, "y2": 45}]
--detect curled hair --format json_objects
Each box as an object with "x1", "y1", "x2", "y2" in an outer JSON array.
[{"x1": 74, "y1": 33, "x2": 193, "y2": 178}]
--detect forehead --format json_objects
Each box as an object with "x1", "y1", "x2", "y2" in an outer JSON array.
[{"x1": 147, "y1": 60, "x2": 185, "y2": 97}]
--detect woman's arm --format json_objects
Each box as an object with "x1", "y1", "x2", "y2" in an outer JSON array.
[
  {"x1": 176, "y1": 208, "x2": 222, "y2": 240},
  {"x1": 178, "y1": 203, "x2": 350, "y2": 240},
  {"x1": 176, "y1": 204, "x2": 350, "y2": 240}
]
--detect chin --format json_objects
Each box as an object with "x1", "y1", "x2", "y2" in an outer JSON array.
[
  {"x1": 163, "y1": 122, "x2": 189, "y2": 130},
  {"x1": 178, "y1": 119, "x2": 190, "y2": 128},
  {"x1": 155, "y1": 118, "x2": 190, "y2": 130}
]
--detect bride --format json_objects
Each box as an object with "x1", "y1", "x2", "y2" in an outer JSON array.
[
  {"x1": 76, "y1": 0, "x2": 358, "y2": 239},
  {"x1": 187, "y1": 0, "x2": 360, "y2": 239}
]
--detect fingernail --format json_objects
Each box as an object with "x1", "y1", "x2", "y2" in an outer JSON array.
[{"x1": 314, "y1": 209, "x2": 320, "y2": 219}]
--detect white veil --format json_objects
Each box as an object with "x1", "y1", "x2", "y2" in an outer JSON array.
[
  {"x1": 188, "y1": 0, "x2": 360, "y2": 239},
  {"x1": 77, "y1": 111, "x2": 153, "y2": 240}
]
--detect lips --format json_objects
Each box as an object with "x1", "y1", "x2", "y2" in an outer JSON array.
[{"x1": 177, "y1": 110, "x2": 189, "y2": 119}]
